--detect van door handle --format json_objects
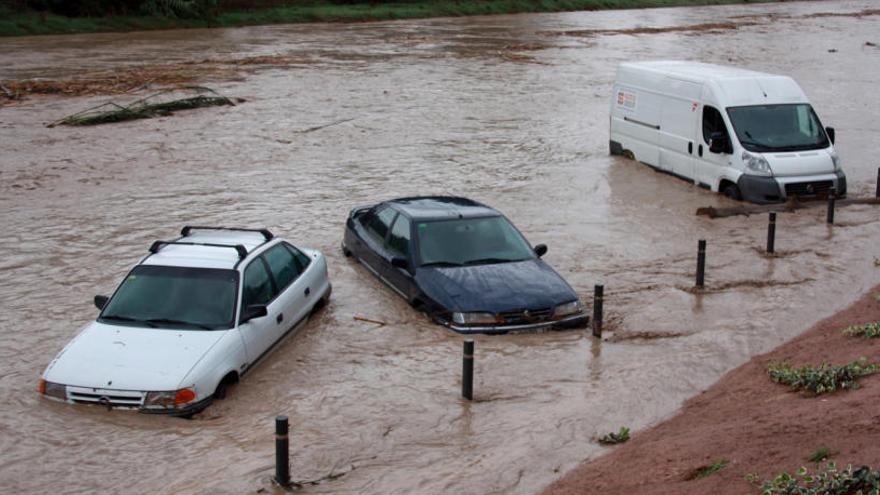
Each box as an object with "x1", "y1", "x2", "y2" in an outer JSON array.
[
  {"x1": 304, "y1": 287, "x2": 310, "y2": 297},
  {"x1": 276, "y1": 313, "x2": 283, "y2": 324},
  {"x1": 698, "y1": 144, "x2": 704, "y2": 157},
  {"x1": 688, "y1": 142, "x2": 693, "y2": 154}
]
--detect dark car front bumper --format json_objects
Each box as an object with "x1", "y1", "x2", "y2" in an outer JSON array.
[{"x1": 445, "y1": 312, "x2": 589, "y2": 335}]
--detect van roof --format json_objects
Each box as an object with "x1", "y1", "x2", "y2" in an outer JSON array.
[{"x1": 617, "y1": 61, "x2": 808, "y2": 106}]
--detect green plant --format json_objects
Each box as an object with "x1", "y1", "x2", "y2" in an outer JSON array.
[
  {"x1": 807, "y1": 447, "x2": 834, "y2": 465},
  {"x1": 688, "y1": 459, "x2": 728, "y2": 480},
  {"x1": 767, "y1": 358, "x2": 879, "y2": 395},
  {"x1": 747, "y1": 462, "x2": 880, "y2": 494},
  {"x1": 141, "y1": 0, "x2": 216, "y2": 18},
  {"x1": 843, "y1": 322, "x2": 880, "y2": 338},
  {"x1": 598, "y1": 426, "x2": 630, "y2": 445}
]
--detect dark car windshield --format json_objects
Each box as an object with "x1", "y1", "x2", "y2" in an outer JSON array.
[
  {"x1": 416, "y1": 215, "x2": 535, "y2": 266},
  {"x1": 726, "y1": 104, "x2": 829, "y2": 152},
  {"x1": 99, "y1": 265, "x2": 239, "y2": 330}
]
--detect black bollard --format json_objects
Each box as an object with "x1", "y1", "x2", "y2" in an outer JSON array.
[
  {"x1": 827, "y1": 187, "x2": 836, "y2": 225},
  {"x1": 696, "y1": 239, "x2": 706, "y2": 288},
  {"x1": 275, "y1": 416, "x2": 290, "y2": 487},
  {"x1": 767, "y1": 212, "x2": 776, "y2": 254},
  {"x1": 462, "y1": 339, "x2": 474, "y2": 400},
  {"x1": 592, "y1": 285, "x2": 604, "y2": 338},
  {"x1": 876, "y1": 167, "x2": 879, "y2": 198}
]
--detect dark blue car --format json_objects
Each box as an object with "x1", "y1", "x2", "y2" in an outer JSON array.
[{"x1": 342, "y1": 196, "x2": 589, "y2": 334}]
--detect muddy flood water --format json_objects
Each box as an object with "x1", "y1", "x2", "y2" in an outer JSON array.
[{"x1": 1, "y1": 1, "x2": 879, "y2": 493}]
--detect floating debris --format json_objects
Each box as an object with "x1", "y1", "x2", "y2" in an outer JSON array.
[{"x1": 47, "y1": 86, "x2": 241, "y2": 127}]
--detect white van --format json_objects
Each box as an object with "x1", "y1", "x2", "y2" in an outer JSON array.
[{"x1": 609, "y1": 61, "x2": 846, "y2": 203}]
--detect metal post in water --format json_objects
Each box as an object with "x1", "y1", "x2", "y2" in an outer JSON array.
[
  {"x1": 767, "y1": 212, "x2": 776, "y2": 254},
  {"x1": 827, "y1": 187, "x2": 836, "y2": 225},
  {"x1": 696, "y1": 239, "x2": 706, "y2": 289},
  {"x1": 275, "y1": 415, "x2": 290, "y2": 487},
  {"x1": 462, "y1": 339, "x2": 474, "y2": 400},
  {"x1": 875, "y1": 167, "x2": 879, "y2": 198},
  {"x1": 592, "y1": 284, "x2": 604, "y2": 338}
]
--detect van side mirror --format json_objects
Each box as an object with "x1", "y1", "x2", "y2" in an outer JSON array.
[
  {"x1": 240, "y1": 304, "x2": 268, "y2": 323},
  {"x1": 391, "y1": 257, "x2": 409, "y2": 270},
  {"x1": 534, "y1": 244, "x2": 548, "y2": 258},
  {"x1": 94, "y1": 295, "x2": 109, "y2": 310},
  {"x1": 826, "y1": 126, "x2": 835, "y2": 145},
  {"x1": 708, "y1": 132, "x2": 731, "y2": 154}
]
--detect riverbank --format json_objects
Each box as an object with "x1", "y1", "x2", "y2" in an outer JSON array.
[
  {"x1": 544, "y1": 284, "x2": 880, "y2": 494},
  {"x1": 0, "y1": 0, "x2": 785, "y2": 37}
]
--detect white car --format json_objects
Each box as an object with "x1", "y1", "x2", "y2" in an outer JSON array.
[{"x1": 39, "y1": 226, "x2": 331, "y2": 416}]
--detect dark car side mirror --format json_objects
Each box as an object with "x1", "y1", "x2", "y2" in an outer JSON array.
[
  {"x1": 391, "y1": 257, "x2": 409, "y2": 270},
  {"x1": 94, "y1": 295, "x2": 109, "y2": 310},
  {"x1": 708, "y1": 132, "x2": 731, "y2": 154},
  {"x1": 240, "y1": 304, "x2": 268, "y2": 324},
  {"x1": 534, "y1": 244, "x2": 548, "y2": 258},
  {"x1": 826, "y1": 126, "x2": 835, "y2": 144}
]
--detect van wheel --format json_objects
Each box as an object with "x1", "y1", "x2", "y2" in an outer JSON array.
[
  {"x1": 722, "y1": 184, "x2": 742, "y2": 200},
  {"x1": 622, "y1": 150, "x2": 635, "y2": 160}
]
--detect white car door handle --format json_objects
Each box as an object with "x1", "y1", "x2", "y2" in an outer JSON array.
[{"x1": 276, "y1": 313, "x2": 283, "y2": 324}]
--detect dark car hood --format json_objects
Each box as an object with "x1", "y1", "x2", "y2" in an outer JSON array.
[{"x1": 415, "y1": 259, "x2": 578, "y2": 313}]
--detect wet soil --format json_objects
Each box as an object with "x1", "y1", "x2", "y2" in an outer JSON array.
[
  {"x1": 544, "y1": 284, "x2": 880, "y2": 495},
  {"x1": 1, "y1": 1, "x2": 879, "y2": 494}
]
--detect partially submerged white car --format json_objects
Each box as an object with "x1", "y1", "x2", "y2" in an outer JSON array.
[{"x1": 39, "y1": 226, "x2": 331, "y2": 416}]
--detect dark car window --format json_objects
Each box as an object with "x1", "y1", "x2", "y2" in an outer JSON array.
[
  {"x1": 387, "y1": 214, "x2": 412, "y2": 257},
  {"x1": 365, "y1": 207, "x2": 397, "y2": 246},
  {"x1": 99, "y1": 265, "x2": 238, "y2": 330},
  {"x1": 702, "y1": 105, "x2": 730, "y2": 146},
  {"x1": 283, "y1": 242, "x2": 312, "y2": 272},
  {"x1": 416, "y1": 216, "x2": 534, "y2": 266},
  {"x1": 242, "y1": 259, "x2": 275, "y2": 308},
  {"x1": 263, "y1": 244, "x2": 301, "y2": 293}
]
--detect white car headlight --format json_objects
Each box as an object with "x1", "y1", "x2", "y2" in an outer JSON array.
[
  {"x1": 830, "y1": 151, "x2": 841, "y2": 171},
  {"x1": 452, "y1": 312, "x2": 497, "y2": 326},
  {"x1": 554, "y1": 300, "x2": 583, "y2": 317},
  {"x1": 144, "y1": 388, "x2": 196, "y2": 408},
  {"x1": 39, "y1": 379, "x2": 67, "y2": 400},
  {"x1": 741, "y1": 151, "x2": 772, "y2": 177}
]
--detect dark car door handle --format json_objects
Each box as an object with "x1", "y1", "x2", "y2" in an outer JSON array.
[
  {"x1": 276, "y1": 313, "x2": 283, "y2": 324},
  {"x1": 304, "y1": 287, "x2": 310, "y2": 296}
]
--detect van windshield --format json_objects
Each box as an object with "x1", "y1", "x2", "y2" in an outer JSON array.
[{"x1": 726, "y1": 104, "x2": 830, "y2": 152}]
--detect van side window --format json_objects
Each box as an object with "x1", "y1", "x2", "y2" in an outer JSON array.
[{"x1": 702, "y1": 106, "x2": 730, "y2": 145}]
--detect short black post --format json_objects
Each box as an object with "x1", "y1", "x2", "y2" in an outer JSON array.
[
  {"x1": 875, "y1": 167, "x2": 879, "y2": 198},
  {"x1": 696, "y1": 239, "x2": 706, "y2": 288},
  {"x1": 275, "y1": 415, "x2": 290, "y2": 487},
  {"x1": 462, "y1": 339, "x2": 474, "y2": 400},
  {"x1": 592, "y1": 284, "x2": 604, "y2": 338},
  {"x1": 827, "y1": 187, "x2": 836, "y2": 225},
  {"x1": 767, "y1": 212, "x2": 776, "y2": 254}
]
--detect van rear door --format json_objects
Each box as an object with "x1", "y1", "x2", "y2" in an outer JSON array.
[{"x1": 658, "y1": 79, "x2": 701, "y2": 180}]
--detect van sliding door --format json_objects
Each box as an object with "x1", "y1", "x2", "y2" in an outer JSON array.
[{"x1": 658, "y1": 79, "x2": 701, "y2": 180}]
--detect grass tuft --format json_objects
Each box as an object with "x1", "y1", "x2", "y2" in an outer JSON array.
[
  {"x1": 843, "y1": 322, "x2": 880, "y2": 338},
  {"x1": 768, "y1": 358, "x2": 879, "y2": 395},
  {"x1": 598, "y1": 426, "x2": 630, "y2": 445}
]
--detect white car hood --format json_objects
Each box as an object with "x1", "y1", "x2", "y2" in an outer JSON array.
[
  {"x1": 44, "y1": 321, "x2": 226, "y2": 391},
  {"x1": 765, "y1": 149, "x2": 834, "y2": 177}
]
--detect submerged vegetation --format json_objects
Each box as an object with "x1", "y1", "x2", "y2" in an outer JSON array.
[
  {"x1": 0, "y1": 0, "x2": 785, "y2": 37},
  {"x1": 598, "y1": 426, "x2": 630, "y2": 445},
  {"x1": 747, "y1": 463, "x2": 880, "y2": 495},
  {"x1": 47, "y1": 86, "x2": 238, "y2": 126},
  {"x1": 767, "y1": 358, "x2": 879, "y2": 395}
]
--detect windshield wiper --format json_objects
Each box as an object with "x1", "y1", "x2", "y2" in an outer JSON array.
[
  {"x1": 145, "y1": 318, "x2": 213, "y2": 330},
  {"x1": 420, "y1": 261, "x2": 463, "y2": 268},
  {"x1": 101, "y1": 314, "x2": 158, "y2": 328},
  {"x1": 463, "y1": 257, "x2": 523, "y2": 266}
]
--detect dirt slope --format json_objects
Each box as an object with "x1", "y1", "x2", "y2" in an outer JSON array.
[{"x1": 544, "y1": 284, "x2": 880, "y2": 495}]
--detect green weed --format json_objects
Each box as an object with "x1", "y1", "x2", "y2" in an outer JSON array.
[
  {"x1": 688, "y1": 459, "x2": 728, "y2": 480},
  {"x1": 598, "y1": 426, "x2": 630, "y2": 445},
  {"x1": 768, "y1": 358, "x2": 879, "y2": 395},
  {"x1": 747, "y1": 462, "x2": 880, "y2": 494},
  {"x1": 843, "y1": 322, "x2": 880, "y2": 338},
  {"x1": 807, "y1": 447, "x2": 834, "y2": 465}
]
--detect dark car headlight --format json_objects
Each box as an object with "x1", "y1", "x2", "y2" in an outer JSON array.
[
  {"x1": 452, "y1": 312, "x2": 498, "y2": 326},
  {"x1": 554, "y1": 300, "x2": 583, "y2": 317}
]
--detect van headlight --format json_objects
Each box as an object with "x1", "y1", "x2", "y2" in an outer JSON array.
[
  {"x1": 554, "y1": 300, "x2": 583, "y2": 317},
  {"x1": 452, "y1": 312, "x2": 497, "y2": 326},
  {"x1": 830, "y1": 151, "x2": 841, "y2": 171},
  {"x1": 742, "y1": 151, "x2": 772, "y2": 177}
]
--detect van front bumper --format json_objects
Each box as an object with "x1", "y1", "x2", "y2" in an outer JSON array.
[{"x1": 738, "y1": 171, "x2": 846, "y2": 204}]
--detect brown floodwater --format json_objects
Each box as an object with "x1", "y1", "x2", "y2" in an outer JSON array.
[{"x1": 1, "y1": 1, "x2": 879, "y2": 493}]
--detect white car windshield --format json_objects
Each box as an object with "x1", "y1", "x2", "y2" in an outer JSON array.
[
  {"x1": 726, "y1": 103, "x2": 830, "y2": 152},
  {"x1": 416, "y1": 216, "x2": 535, "y2": 267},
  {"x1": 99, "y1": 265, "x2": 238, "y2": 330}
]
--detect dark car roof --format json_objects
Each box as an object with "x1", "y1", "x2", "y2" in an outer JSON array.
[{"x1": 385, "y1": 196, "x2": 500, "y2": 221}]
